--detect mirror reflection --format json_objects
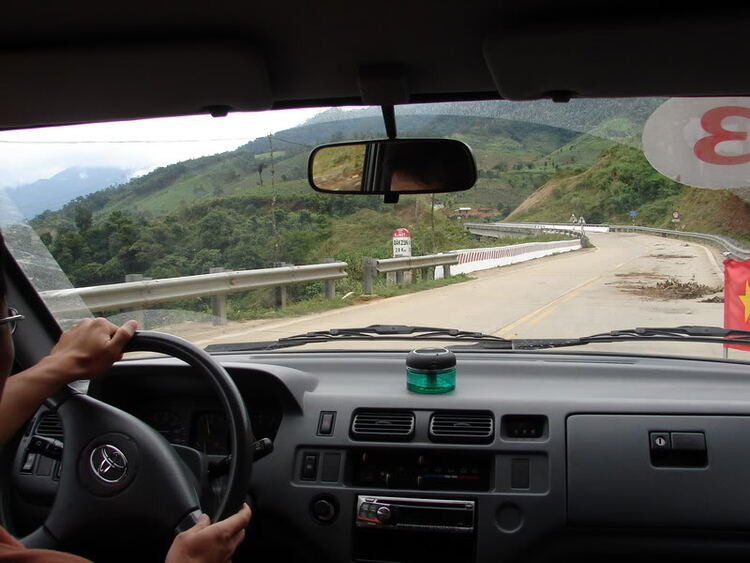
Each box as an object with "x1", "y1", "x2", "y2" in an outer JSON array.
[
  {"x1": 310, "y1": 143, "x2": 366, "y2": 191},
  {"x1": 309, "y1": 139, "x2": 476, "y2": 194}
]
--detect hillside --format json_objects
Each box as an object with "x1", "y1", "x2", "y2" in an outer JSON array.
[
  {"x1": 32, "y1": 101, "x2": 659, "y2": 229},
  {"x1": 508, "y1": 145, "x2": 750, "y2": 245}
]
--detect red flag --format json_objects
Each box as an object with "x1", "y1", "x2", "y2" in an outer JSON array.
[{"x1": 724, "y1": 259, "x2": 750, "y2": 351}]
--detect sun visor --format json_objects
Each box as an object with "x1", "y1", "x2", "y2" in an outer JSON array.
[
  {"x1": 0, "y1": 41, "x2": 272, "y2": 128},
  {"x1": 483, "y1": 19, "x2": 750, "y2": 100}
]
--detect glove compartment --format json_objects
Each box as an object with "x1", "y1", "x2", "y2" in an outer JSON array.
[{"x1": 567, "y1": 415, "x2": 750, "y2": 529}]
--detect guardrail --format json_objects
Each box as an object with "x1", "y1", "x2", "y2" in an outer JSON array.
[
  {"x1": 466, "y1": 221, "x2": 750, "y2": 260},
  {"x1": 608, "y1": 225, "x2": 750, "y2": 260},
  {"x1": 41, "y1": 261, "x2": 348, "y2": 325},
  {"x1": 464, "y1": 221, "x2": 609, "y2": 236},
  {"x1": 361, "y1": 253, "x2": 459, "y2": 294}
]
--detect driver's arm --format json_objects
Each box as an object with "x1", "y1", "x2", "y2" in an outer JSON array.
[
  {"x1": 0, "y1": 317, "x2": 252, "y2": 561},
  {"x1": 0, "y1": 318, "x2": 137, "y2": 444}
]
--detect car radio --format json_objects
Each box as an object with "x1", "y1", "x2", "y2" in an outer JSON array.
[
  {"x1": 351, "y1": 449, "x2": 491, "y2": 492},
  {"x1": 355, "y1": 495, "x2": 475, "y2": 533}
]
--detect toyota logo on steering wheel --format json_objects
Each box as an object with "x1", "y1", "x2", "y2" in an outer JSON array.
[{"x1": 89, "y1": 444, "x2": 128, "y2": 483}]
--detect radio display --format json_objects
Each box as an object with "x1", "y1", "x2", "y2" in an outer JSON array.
[{"x1": 351, "y1": 449, "x2": 491, "y2": 492}]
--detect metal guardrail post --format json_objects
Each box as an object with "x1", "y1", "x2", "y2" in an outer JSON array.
[
  {"x1": 362, "y1": 257, "x2": 375, "y2": 295},
  {"x1": 444, "y1": 264, "x2": 451, "y2": 278},
  {"x1": 275, "y1": 286, "x2": 287, "y2": 309},
  {"x1": 395, "y1": 271, "x2": 404, "y2": 285},
  {"x1": 324, "y1": 258, "x2": 336, "y2": 299},
  {"x1": 209, "y1": 267, "x2": 227, "y2": 325},
  {"x1": 124, "y1": 274, "x2": 147, "y2": 328},
  {"x1": 273, "y1": 262, "x2": 288, "y2": 309}
]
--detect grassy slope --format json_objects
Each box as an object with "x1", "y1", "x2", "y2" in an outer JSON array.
[
  {"x1": 509, "y1": 146, "x2": 750, "y2": 245},
  {"x1": 103, "y1": 151, "x2": 311, "y2": 217}
]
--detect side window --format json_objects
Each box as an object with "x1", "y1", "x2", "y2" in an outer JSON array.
[{"x1": 0, "y1": 204, "x2": 91, "y2": 327}]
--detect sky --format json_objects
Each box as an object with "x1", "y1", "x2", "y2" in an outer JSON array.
[{"x1": 0, "y1": 107, "x2": 327, "y2": 189}]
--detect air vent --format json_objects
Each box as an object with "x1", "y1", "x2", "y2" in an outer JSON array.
[
  {"x1": 350, "y1": 409, "x2": 415, "y2": 441},
  {"x1": 501, "y1": 415, "x2": 547, "y2": 440},
  {"x1": 35, "y1": 412, "x2": 63, "y2": 439},
  {"x1": 429, "y1": 411, "x2": 494, "y2": 444}
]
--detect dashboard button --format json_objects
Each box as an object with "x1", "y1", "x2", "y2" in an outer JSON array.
[
  {"x1": 35, "y1": 455, "x2": 53, "y2": 477},
  {"x1": 318, "y1": 412, "x2": 336, "y2": 436},
  {"x1": 511, "y1": 458, "x2": 530, "y2": 489},
  {"x1": 21, "y1": 453, "x2": 36, "y2": 473},
  {"x1": 376, "y1": 505, "x2": 392, "y2": 523},
  {"x1": 301, "y1": 453, "x2": 318, "y2": 480},
  {"x1": 321, "y1": 452, "x2": 341, "y2": 482}
]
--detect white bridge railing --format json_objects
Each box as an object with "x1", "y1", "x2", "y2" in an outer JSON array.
[{"x1": 440, "y1": 239, "x2": 582, "y2": 277}]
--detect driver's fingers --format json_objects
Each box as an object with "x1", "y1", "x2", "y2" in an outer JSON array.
[
  {"x1": 211, "y1": 503, "x2": 252, "y2": 536},
  {"x1": 193, "y1": 512, "x2": 211, "y2": 530},
  {"x1": 227, "y1": 528, "x2": 246, "y2": 553},
  {"x1": 108, "y1": 320, "x2": 138, "y2": 350}
]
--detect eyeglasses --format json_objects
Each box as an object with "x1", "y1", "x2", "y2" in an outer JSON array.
[{"x1": 0, "y1": 307, "x2": 24, "y2": 335}]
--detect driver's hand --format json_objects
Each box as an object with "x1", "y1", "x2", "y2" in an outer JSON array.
[
  {"x1": 166, "y1": 504, "x2": 252, "y2": 563},
  {"x1": 44, "y1": 318, "x2": 137, "y2": 384}
]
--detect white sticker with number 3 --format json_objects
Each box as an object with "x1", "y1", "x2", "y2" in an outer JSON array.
[{"x1": 643, "y1": 97, "x2": 750, "y2": 189}]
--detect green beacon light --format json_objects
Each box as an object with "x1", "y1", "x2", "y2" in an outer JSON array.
[{"x1": 406, "y1": 347, "x2": 456, "y2": 394}]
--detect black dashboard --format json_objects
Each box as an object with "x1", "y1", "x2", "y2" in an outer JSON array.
[
  {"x1": 10, "y1": 349, "x2": 750, "y2": 562},
  {"x1": 92, "y1": 382, "x2": 283, "y2": 456}
]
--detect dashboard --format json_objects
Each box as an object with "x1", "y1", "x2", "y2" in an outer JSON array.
[
  {"x1": 120, "y1": 404, "x2": 279, "y2": 455},
  {"x1": 87, "y1": 362, "x2": 286, "y2": 455},
  {"x1": 9, "y1": 349, "x2": 750, "y2": 562}
]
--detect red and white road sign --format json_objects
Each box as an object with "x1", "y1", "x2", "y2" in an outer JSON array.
[{"x1": 643, "y1": 97, "x2": 750, "y2": 190}]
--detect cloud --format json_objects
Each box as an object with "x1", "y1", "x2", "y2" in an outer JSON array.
[{"x1": 0, "y1": 108, "x2": 326, "y2": 188}]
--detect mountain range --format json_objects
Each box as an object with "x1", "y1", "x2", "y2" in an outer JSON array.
[{"x1": 5, "y1": 166, "x2": 134, "y2": 218}]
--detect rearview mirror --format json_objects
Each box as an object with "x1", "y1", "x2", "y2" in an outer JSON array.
[{"x1": 308, "y1": 139, "x2": 477, "y2": 195}]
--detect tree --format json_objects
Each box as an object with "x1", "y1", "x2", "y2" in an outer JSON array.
[
  {"x1": 39, "y1": 232, "x2": 53, "y2": 247},
  {"x1": 74, "y1": 205, "x2": 92, "y2": 232},
  {"x1": 256, "y1": 162, "x2": 265, "y2": 186}
]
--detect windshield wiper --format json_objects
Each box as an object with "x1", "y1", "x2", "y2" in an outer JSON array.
[
  {"x1": 506, "y1": 326, "x2": 750, "y2": 350},
  {"x1": 204, "y1": 324, "x2": 511, "y2": 352},
  {"x1": 205, "y1": 324, "x2": 750, "y2": 354}
]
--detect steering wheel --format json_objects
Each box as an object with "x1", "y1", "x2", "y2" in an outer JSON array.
[{"x1": 17, "y1": 331, "x2": 253, "y2": 558}]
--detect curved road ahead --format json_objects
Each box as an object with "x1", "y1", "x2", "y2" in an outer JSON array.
[{"x1": 178, "y1": 232, "x2": 737, "y2": 359}]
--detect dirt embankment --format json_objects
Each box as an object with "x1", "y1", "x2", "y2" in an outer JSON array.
[{"x1": 508, "y1": 175, "x2": 580, "y2": 219}]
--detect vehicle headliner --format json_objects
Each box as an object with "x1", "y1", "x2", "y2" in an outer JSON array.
[{"x1": 0, "y1": 3, "x2": 746, "y2": 129}]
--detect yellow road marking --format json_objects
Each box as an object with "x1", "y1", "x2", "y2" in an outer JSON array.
[
  {"x1": 526, "y1": 306, "x2": 557, "y2": 328},
  {"x1": 493, "y1": 255, "x2": 642, "y2": 337},
  {"x1": 493, "y1": 275, "x2": 602, "y2": 337}
]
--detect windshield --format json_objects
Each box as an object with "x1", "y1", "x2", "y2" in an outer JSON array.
[{"x1": 2, "y1": 99, "x2": 749, "y2": 359}]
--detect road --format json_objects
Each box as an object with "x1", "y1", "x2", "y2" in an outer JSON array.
[{"x1": 165, "y1": 232, "x2": 741, "y2": 360}]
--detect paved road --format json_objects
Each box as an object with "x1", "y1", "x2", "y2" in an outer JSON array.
[{"x1": 167, "y1": 232, "x2": 741, "y2": 360}]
